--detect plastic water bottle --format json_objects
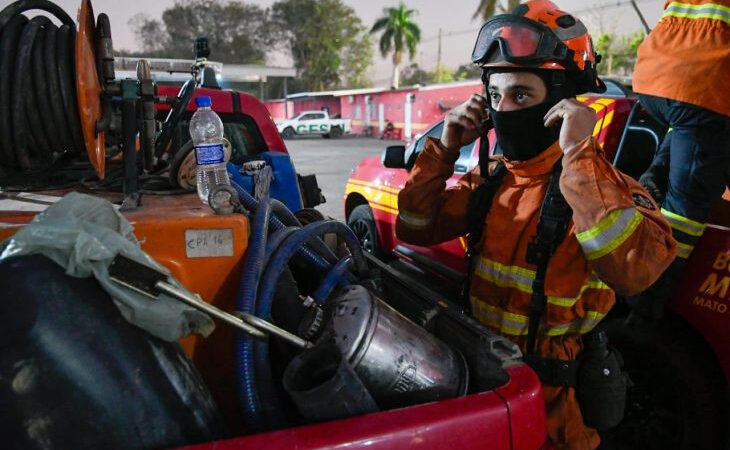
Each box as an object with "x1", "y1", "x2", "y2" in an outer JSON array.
[{"x1": 189, "y1": 96, "x2": 230, "y2": 205}]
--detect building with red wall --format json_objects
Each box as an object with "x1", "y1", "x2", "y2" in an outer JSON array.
[
  {"x1": 264, "y1": 100, "x2": 294, "y2": 122},
  {"x1": 264, "y1": 80, "x2": 483, "y2": 139}
]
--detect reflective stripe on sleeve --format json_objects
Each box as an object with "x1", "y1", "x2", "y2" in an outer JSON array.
[
  {"x1": 663, "y1": 2, "x2": 730, "y2": 25},
  {"x1": 397, "y1": 210, "x2": 433, "y2": 229},
  {"x1": 661, "y1": 208, "x2": 706, "y2": 237},
  {"x1": 576, "y1": 208, "x2": 644, "y2": 260},
  {"x1": 676, "y1": 241, "x2": 694, "y2": 259}
]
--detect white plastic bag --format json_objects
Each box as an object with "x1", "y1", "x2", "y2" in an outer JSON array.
[{"x1": 0, "y1": 192, "x2": 214, "y2": 341}]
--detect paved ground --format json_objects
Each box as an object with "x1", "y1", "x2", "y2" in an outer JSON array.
[{"x1": 285, "y1": 136, "x2": 401, "y2": 220}]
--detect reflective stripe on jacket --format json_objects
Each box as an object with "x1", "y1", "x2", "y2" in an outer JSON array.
[
  {"x1": 633, "y1": 0, "x2": 730, "y2": 117},
  {"x1": 397, "y1": 136, "x2": 676, "y2": 342}
]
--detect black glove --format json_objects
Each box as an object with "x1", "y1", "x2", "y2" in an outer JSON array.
[{"x1": 639, "y1": 166, "x2": 668, "y2": 204}]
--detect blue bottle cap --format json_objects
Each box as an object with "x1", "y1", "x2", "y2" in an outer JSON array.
[{"x1": 195, "y1": 96, "x2": 212, "y2": 108}]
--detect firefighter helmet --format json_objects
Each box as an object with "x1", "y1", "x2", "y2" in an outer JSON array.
[{"x1": 472, "y1": 0, "x2": 605, "y2": 93}]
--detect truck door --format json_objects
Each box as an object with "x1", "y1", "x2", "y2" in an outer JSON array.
[
  {"x1": 309, "y1": 112, "x2": 329, "y2": 135},
  {"x1": 296, "y1": 113, "x2": 317, "y2": 134}
]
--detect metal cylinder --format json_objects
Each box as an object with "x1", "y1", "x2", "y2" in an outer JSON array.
[
  {"x1": 283, "y1": 343, "x2": 378, "y2": 422},
  {"x1": 324, "y1": 285, "x2": 468, "y2": 409}
]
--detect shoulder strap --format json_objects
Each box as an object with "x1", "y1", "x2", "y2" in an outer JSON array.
[
  {"x1": 462, "y1": 159, "x2": 507, "y2": 312},
  {"x1": 466, "y1": 161, "x2": 507, "y2": 251},
  {"x1": 525, "y1": 158, "x2": 573, "y2": 355}
]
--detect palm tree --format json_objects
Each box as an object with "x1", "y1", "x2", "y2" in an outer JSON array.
[
  {"x1": 474, "y1": 0, "x2": 522, "y2": 21},
  {"x1": 370, "y1": 4, "x2": 421, "y2": 89}
]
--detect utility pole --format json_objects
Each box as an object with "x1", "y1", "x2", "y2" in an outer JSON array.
[
  {"x1": 630, "y1": 0, "x2": 651, "y2": 34},
  {"x1": 436, "y1": 28, "x2": 442, "y2": 83}
]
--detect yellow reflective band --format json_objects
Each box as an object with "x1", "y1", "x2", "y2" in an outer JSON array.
[
  {"x1": 664, "y1": 2, "x2": 730, "y2": 24},
  {"x1": 471, "y1": 300, "x2": 529, "y2": 336},
  {"x1": 471, "y1": 297, "x2": 607, "y2": 336},
  {"x1": 661, "y1": 208, "x2": 706, "y2": 237},
  {"x1": 397, "y1": 210, "x2": 433, "y2": 230},
  {"x1": 544, "y1": 311, "x2": 606, "y2": 336},
  {"x1": 474, "y1": 256, "x2": 611, "y2": 307},
  {"x1": 676, "y1": 241, "x2": 694, "y2": 259},
  {"x1": 474, "y1": 257, "x2": 535, "y2": 294},
  {"x1": 548, "y1": 276, "x2": 611, "y2": 307},
  {"x1": 576, "y1": 208, "x2": 644, "y2": 260}
]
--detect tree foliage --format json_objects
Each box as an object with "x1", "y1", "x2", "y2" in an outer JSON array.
[
  {"x1": 594, "y1": 31, "x2": 644, "y2": 76},
  {"x1": 454, "y1": 63, "x2": 483, "y2": 81},
  {"x1": 271, "y1": 0, "x2": 373, "y2": 91},
  {"x1": 370, "y1": 3, "x2": 421, "y2": 88},
  {"x1": 400, "y1": 63, "x2": 477, "y2": 86},
  {"x1": 473, "y1": 0, "x2": 521, "y2": 21},
  {"x1": 128, "y1": 0, "x2": 273, "y2": 64},
  {"x1": 342, "y1": 31, "x2": 374, "y2": 88},
  {"x1": 399, "y1": 63, "x2": 427, "y2": 85}
]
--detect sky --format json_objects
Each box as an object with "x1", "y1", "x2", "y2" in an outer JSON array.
[{"x1": 22, "y1": 0, "x2": 665, "y2": 87}]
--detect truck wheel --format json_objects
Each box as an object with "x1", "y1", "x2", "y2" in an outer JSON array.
[
  {"x1": 347, "y1": 205, "x2": 382, "y2": 258},
  {"x1": 598, "y1": 318, "x2": 727, "y2": 450},
  {"x1": 330, "y1": 126, "x2": 343, "y2": 138},
  {"x1": 281, "y1": 127, "x2": 294, "y2": 139}
]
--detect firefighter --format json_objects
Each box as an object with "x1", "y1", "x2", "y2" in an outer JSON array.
[
  {"x1": 629, "y1": 0, "x2": 730, "y2": 321},
  {"x1": 396, "y1": 1, "x2": 676, "y2": 449}
]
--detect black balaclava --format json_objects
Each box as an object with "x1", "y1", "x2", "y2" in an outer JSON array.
[{"x1": 484, "y1": 68, "x2": 575, "y2": 161}]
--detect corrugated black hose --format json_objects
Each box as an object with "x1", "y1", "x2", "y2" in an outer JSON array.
[{"x1": 0, "y1": 0, "x2": 80, "y2": 176}]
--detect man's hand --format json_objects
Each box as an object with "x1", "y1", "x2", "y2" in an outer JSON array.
[
  {"x1": 544, "y1": 98, "x2": 597, "y2": 153},
  {"x1": 440, "y1": 94, "x2": 490, "y2": 152}
]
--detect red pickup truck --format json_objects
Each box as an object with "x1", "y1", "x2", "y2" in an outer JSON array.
[
  {"x1": 345, "y1": 94, "x2": 730, "y2": 449},
  {"x1": 0, "y1": 85, "x2": 549, "y2": 450}
]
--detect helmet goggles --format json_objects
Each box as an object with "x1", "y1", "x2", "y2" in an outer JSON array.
[{"x1": 471, "y1": 15, "x2": 573, "y2": 69}]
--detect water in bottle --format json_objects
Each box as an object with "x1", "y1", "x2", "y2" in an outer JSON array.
[{"x1": 189, "y1": 96, "x2": 230, "y2": 204}]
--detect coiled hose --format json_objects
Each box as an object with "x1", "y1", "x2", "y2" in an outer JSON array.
[
  {"x1": 257, "y1": 220, "x2": 366, "y2": 315},
  {"x1": 235, "y1": 198, "x2": 271, "y2": 432},
  {"x1": 230, "y1": 180, "x2": 339, "y2": 269},
  {"x1": 233, "y1": 180, "x2": 368, "y2": 431},
  {"x1": 250, "y1": 220, "x2": 365, "y2": 429},
  {"x1": 0, "y1": 0, "x2": 83, "y2": 173},
  {"x1": 311, "y1": 256, "x2": 354, "y2": 304}
]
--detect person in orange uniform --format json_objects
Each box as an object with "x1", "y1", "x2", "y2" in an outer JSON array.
[
  {"x1": 629, "y1": 0, "x2": 730, "y2": 321},
  {"x1": 396, "y1": 2, "x2": 677, "y2": 449}
]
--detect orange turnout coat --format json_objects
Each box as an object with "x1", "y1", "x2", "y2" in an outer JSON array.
[
  {"x1": 633, "y1": 0, "x2": 730, "y2": 117},
  {"x1": 397, "y1": 137, "x2": 676, "y2": 450}
]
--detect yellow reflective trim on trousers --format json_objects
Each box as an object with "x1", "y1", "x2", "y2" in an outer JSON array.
[
  {"x1": 676, "y1": 241, "x2": 694, "y2": 259},
  {"x1": 664, "y1": 2, "x2": 730, "y2": 25},
  {"x1": 661, "y1": 208, "x2": 706, "y2": 237},
  {"x1": 471, "y1": 297, "x2": 607, "y2": 336},
  {"x1": 474, "y1": 257, "x2": 611, "y2": 307},
  {"x1": 577, "y1": 208, "x2": 644, "y2": 260}
]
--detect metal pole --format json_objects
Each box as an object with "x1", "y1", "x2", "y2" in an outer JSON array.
[
  {"x1": 630, "y1": 0, "x2": 651, "y2": 34},
  {"x1": 284, "y1": 77, "x2": 289, "y2": 118},
  {"x1": 436, "y1": 28, "x2": 442, "y2": 83},
  {"x1": 155, "y1": 281, "x2": 312, "y2": 349},
  {"x1": 259, "y1": 77, "x2": 265, "y2": 101}
]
